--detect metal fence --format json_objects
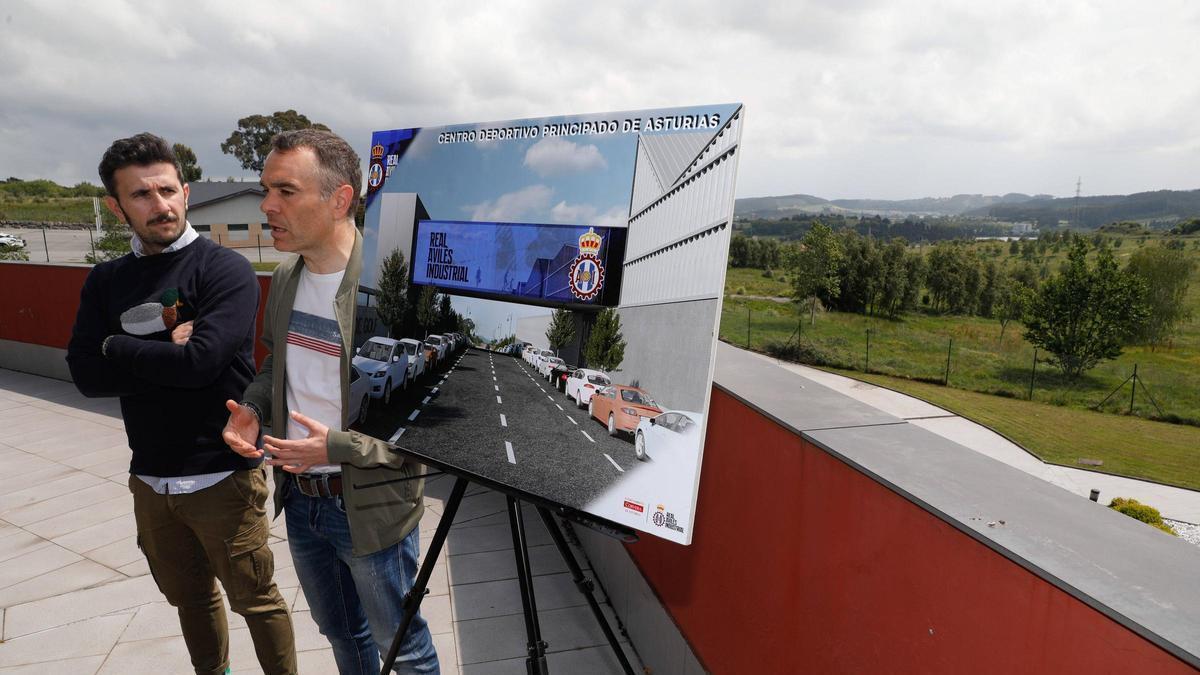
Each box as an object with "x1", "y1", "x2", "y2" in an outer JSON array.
[
  {"x1": 0, "y1": 227, "x2": 289, "y2": 265},
  {"x1": 728, "y1": 305, "x2": 1199, "y2": 424}
]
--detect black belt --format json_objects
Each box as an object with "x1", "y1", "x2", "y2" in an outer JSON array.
[{"x1": 295, "y1": 473, "x2": 342, "y2": 498}]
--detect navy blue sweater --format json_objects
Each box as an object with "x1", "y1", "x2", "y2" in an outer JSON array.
[{"x1": 67, "y1": 237, "x2": 261, "y2": 476}]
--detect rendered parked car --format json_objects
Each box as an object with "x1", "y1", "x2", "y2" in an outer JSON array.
[
  {"x1": 549, "y1": 362, "x2": 576, "y2": 391},
  {"x1": 0, "y1": 233, "x2": 25, "y2": 249},
  {"x1": 539, "y1": 356, "x2": 565, "y2": 380},
  {"x1": 634, "y1": 410, "x2": 704, "y2": 462},
  {"x1": 423, "y1": 340, "x2": 440, "y2": 372},
  {"x1": 426, "y1": 334, "x2": 448, "y2": 362},
  {"x1": 397, "y1": 338, "x2": 426, "y2": 382},
  {"x1": 352, "y1": 336, "x2": 408, "y2": 405},
  {"x1": 532, "y1": 349, "x2": 554, "y2": 372},
  {"x1": 565, "y1": 369, "x2": 612, "y2": 408},
  {"x1": 588, "y1": 385, "x2": 663, "y2": 437},
  {"x1": 348, "y1": 363, "x2": 371, "y2": 427}
]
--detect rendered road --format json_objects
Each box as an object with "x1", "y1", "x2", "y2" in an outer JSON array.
[{"x1": 358, "y1": 348, "x2": 642, "y2": 511}]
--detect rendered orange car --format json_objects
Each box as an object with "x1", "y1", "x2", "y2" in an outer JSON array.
[{"x1": 588, "y1": 385, "x2": 662, "y2": 437}]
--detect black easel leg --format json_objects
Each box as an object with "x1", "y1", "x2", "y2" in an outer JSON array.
[
  {"x1": 508, "y1": 497, "x2": 550, "y2": 675},
  {"x1": 536, "y1": 508, "x2": 636, "y2": 675},
  {"x1": 381, "y1": 477, "x2": 468, "y2": 675}
]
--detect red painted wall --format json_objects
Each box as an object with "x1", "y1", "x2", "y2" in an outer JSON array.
[
  {"x1": 626, "y1": 387, "x2": 1195, "y2": 674},
  {"x1": 0, "y1": 262, "x2": 272, "y2": 366}
]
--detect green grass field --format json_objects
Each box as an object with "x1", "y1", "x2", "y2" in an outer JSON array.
[
  {"x1": 831, "y1": 368, "x2": 1200, "y2": 491},
  {"x1": 723, "y1": 266, "x2": 791, "y2": 297},
  {"x1": 0, "y1": 197, "x2": 119, "y2": 224}
]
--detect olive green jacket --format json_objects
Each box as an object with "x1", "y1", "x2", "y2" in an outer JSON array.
[{"x1": 241, "y1": 228, "x2": 423, "y2": 556}]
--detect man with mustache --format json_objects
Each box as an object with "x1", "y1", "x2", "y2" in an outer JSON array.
[{"x1": 67, "y1": 133, "x2": 297, "y2": 675}]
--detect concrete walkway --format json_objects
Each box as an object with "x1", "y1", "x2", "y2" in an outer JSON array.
[
  {"x1": 0, "y1": 368, "x2": 638, "y2": 674},
  {"x1": 743, "y1": 350, "x2": 1200, "y2": 524}
]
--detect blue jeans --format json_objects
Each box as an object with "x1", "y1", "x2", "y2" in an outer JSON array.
[{"x1": 285, "y1": 487, "x2": 439, "y2": 674}]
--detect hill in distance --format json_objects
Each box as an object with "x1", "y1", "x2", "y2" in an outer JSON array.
[{"x1": 735, "y1": 189, "x2": 1200, "y2": 228}]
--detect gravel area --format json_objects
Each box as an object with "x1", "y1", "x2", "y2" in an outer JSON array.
[{"x1": 1164, "y1": 519, "x2": 1200, "y2": 546}]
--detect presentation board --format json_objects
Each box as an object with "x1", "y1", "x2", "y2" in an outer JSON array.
[{"x1": 356, "y1": 104, "x2": 744, "y2": 544}]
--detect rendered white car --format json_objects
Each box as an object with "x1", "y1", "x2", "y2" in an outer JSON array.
[
  {"x1": 0, "y1": 233, "x2": 25, "y2": 249},
  {"x1": 397, "y1": 338, "x2": 426, "y2": 382},
  {"x1": 352, "y1": 336, "x2": 408, "y2": 405},
  {"x1": 565, "y1": 369, "x2": 612, "y2": 408},
  {"x1": 538, "y1": 356, "x2": 564, "y2": 380},
  {"x1": 532, "y1": 349, "x2": 554, "y2": 372},
  {"x1": 348, "y1": 363, "x2": 370, "y2": 426},
  {"x1": 634, "y1": 410, "x2": 705, "y2": 462},
  {"x1": 426, "y1": 334, "x2": 448, "y2": 362}
]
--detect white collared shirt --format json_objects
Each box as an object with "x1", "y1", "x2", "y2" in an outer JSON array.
[{"x1": 130, "y1": 221, "x2": 199, "y2": 258}]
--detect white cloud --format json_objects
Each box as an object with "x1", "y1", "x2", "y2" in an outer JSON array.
[
  {"x1": 523, "y1": 137, "x2": 607, "y2": 177},
  {"x1": 466, "y1": 185, "x2": 553, "y2": 222},
  {"x1": 2, "y1": 0, "x2": 1200, "y2": 199},
  {"x1": 549, "y1": 201, "x2": 627, "y2": 227}
]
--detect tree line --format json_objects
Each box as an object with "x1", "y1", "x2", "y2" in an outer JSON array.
[{"x1": 733, "y1": 227, "x2": 1196, "y2": 379}]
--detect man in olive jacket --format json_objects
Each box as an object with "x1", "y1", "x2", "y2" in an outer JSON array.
[{"x1": 222, "y1": 129, "x2": 438, "y2": 674}]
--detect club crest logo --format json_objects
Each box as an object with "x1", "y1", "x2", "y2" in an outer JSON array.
[
  {"x1": 368, "y1": 162, "x2": 384, "y2": 188},
  {"x1": 568, "y1": 228, "x2": 605, "y2": 301}
]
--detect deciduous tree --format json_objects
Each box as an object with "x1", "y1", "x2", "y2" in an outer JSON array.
[
  {"x1": 172, "y1": 143, "x2": 202, "y2": 182},
  {"x1": 1023, "y1": 240, "x2": 1148, "y2": 378},
  {"x1": 220, "y1": 110, "x2": 330, "y2": 173},
  {"x1": 1125, "y1": 244, "x2": 1194, "y2": 347}
]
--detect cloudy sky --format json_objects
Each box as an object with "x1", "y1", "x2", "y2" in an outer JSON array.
[{"x1": 2, "y1": 0, "x2": 1198, "y2": 200}]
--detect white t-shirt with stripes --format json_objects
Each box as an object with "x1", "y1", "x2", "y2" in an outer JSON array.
[{"x1": 284, "y1": 267, "x2": 345, "y2": 474}]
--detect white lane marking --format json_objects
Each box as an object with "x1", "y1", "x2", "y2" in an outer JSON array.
[
  {"x1": 408, "y1": 410, "x2": 420, "y2": 422},
  {"x1": 546, "y1": 395, "x2": 553, "y2": 401},
  {"x1": 496, "y1": 395, "x2": 503, "y2": 404},
  {"x1": 505, "y1": 441, "x2": 516, "y2": 464},
  {"x1": 581, "y1": 430, "x2": 595, "y2": 443},
  {"x1": 432, "y1": 387, "x2": 439, "y2": 394},
  {"x1": 422, "y1": 396, "x2": 431, "y2": 405},
  {"x1": 555, "y1": 404, "x2": 563, "y2": 411},
  {"x1": 566, "y1": 416, "x2": 578, "y2": 425},
  {"x1": 440, "y1": 378, "x2": 447, "y2": 385},
  {"x1": 389, "y1": 427, "x2": 406, "y2": 442},
  {"x1": 500, "y1": 414, "x2": 507, "y2": 427},
  {"x1": 604, "y1": 454, "x2": 624, "y2": 472},
  {"x1": 492, "y1": 376, "x2": 496, "y2": 381},
  {"x1": 495, "y1": 385, "x2": 500, "y2": 392}
]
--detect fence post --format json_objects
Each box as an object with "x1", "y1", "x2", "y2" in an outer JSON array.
[
  {"x1": 1129, "y1": 363, "x2": 1138, "y2": 414},
  {"x1": 746, "y1": 306, "x2": 751, "y2": 350},
  {"x1": 257, "y1": 234, "x2": 263, "y2": 263},
  {"x1": 87, "y1": 227, "x2": 96, "y2": 261},
  {"x1": 42, "y1": 228, "x2": 49, "y2": 263},
  {"x1": 1028, "y1": 347, "x2": 1037, "y2": 400},
  {"x1": 944, "y1": 337, "x2": 953, "y2": 386},
  {"x1": 865, "y1": 327, "x2": 871, "y2": 373}
]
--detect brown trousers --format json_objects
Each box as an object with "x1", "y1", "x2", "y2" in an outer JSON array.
[{"x1": 130, "y1": 468, "x2": 297, "y2": 675}]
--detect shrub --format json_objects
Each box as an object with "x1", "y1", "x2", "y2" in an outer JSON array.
[
  {"x1": 764, "y1": 339, "x2": 841, "y2": 368},
  {"x1": 1108, "y1": 497, "x2": 1176, "y2": 535}
]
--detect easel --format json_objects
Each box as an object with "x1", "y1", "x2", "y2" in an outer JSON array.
[{"x1": 380, "y1": 475, "x2": 638, "y2": 675}]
